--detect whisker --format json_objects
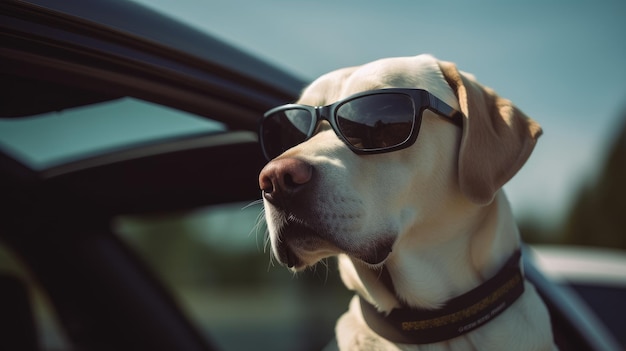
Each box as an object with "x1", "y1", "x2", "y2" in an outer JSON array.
[
  {"x1": 241, "y1": 199, "x2": 263, "y2": 210},
  {"x1": 242, "y1": 198, "x2": 270, "y2": 256},
  {"x1": 319, "y1": 258, "x2": 330, "y2": 285},
  {"x1": 250, "y1": 208, "x2": 267, "y2": 251},
  {"x1": 267, "y1": 256, "x2": 274, "y2": 272},
  {"x1": 243, "y1": 199, "x2": 276, "y2": 271}
]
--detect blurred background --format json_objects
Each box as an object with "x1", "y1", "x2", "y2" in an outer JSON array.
[{"x1": 2, "y1": 1, "x2": 623, "y2": 350}]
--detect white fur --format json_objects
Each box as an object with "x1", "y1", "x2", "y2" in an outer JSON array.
[{"x1": 261, "y1": 54, "x2": 556, "y2": 350}]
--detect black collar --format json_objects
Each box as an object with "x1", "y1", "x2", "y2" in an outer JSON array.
[{"x1": 359, "y1": 250, "x2": 524, "y2": 344}]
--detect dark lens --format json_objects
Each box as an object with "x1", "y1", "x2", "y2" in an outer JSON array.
[
  {"x1": 261, "y1": 108, "x2": 313, "y2": 159},
  {"x1": 336, "y1": 94, "x2": 415, "y2": 150}
]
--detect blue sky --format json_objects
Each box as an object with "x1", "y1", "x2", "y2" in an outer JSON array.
[{"x1": 133, "y1": 0, "x2": 626, "y2": 228}]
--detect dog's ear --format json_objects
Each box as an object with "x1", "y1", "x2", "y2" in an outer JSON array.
[{"x1": 437, "y1": 60, "x2": 542, "y2": 205}]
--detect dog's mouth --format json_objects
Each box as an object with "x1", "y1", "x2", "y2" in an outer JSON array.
[
  {"x1": 271, "y1": 214, "x2": 395, "y2": 270},
  {"x1": 273, "y1": 217, "x2": 338, "y2": 269}
]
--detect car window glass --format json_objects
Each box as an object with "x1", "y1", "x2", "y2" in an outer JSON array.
[{"x1": 0, "y1": 97, "x2": 226, "y2": 170}]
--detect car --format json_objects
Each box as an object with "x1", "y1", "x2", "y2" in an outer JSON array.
[
  {"x1": 0, "y1": 1, "x2": 622, "y2": 350},
  {"x1": 528, "y1": 245, "x2": 626, "y2": 350}
]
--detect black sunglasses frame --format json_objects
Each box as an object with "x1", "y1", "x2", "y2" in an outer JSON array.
[{"x1": 259, "y1": 88, "x2": 464, "y2": 161}]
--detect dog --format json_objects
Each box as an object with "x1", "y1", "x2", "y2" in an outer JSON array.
[{"x1": 258, "y1": 54, "x2": 556, "y2": 350}]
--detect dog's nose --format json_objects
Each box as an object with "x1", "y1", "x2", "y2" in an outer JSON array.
[{"x1": 259, "y1": 157, "x2": 313, "y2": 204}]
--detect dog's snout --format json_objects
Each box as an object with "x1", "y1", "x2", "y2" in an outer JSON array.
[{"x1": 259, "y1": 157, "x2": 313, "y2": 204}]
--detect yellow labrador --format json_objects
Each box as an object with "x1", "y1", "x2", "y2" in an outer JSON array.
[{"x1": 258, "y1": 54, "x2": 556, "y2": 350}]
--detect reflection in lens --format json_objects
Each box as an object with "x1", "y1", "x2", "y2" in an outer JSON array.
[
  {"x1": 336, "y1": 94, "x2": 414, "y2": 149},
  {"x1": 262, "y1": 109, "x2": 312, "y2": 159}
]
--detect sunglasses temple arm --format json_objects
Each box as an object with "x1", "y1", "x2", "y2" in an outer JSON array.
[{"x1": 428, "y1": 93, "x2": 464, "y2": 127}]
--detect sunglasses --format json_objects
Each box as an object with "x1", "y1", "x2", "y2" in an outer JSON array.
[{"x1": 259, "y1": 88, "x2": 464, "y2": 161}]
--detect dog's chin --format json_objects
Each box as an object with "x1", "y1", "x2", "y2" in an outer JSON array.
[{"x1": 271, "y1": 220, "x2": 395, "y2": 271}]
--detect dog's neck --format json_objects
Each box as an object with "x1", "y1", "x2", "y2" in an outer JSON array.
[{"x1": 339, "y1": 191, "x2": 521, "y2": 312}]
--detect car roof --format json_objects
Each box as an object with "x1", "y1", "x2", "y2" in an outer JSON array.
[
  {"x1": 1, "y1": 0, "x2": 305, "y2": 129},
  {"x1": 18, "y1": 0, "x2": 305, "y2": 102}
]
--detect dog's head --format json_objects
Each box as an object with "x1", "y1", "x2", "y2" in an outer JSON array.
[{"x1": 259, "y1": 55, "x2": 541, "y2": 271}]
